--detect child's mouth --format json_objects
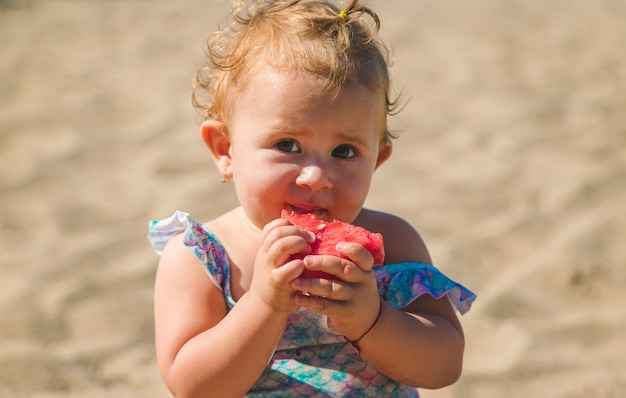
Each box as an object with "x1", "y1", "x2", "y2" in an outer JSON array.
[{"x1": 285, "y1": 205, "x2": 328, "y2": 220}]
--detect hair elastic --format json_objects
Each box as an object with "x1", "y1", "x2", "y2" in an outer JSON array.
[{"x1": 338, "y1": 10, "x2": 348, "y2": 20}]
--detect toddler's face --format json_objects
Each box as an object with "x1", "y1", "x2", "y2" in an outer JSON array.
[{"x1": 226, "y1": 67, "x2": 391, "y2": 229}]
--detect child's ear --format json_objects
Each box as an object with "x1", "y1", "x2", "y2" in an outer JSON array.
[
  {"x1": 375, "y1": 139, "x2": 393, "y2": 170},
  {"x1": 201, "y1": 120, "x2": 232, "y2": 178}
]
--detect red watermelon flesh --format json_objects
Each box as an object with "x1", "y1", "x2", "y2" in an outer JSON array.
[{"x1": 281, "y1": 210, "x2": 385, "y2": 279}]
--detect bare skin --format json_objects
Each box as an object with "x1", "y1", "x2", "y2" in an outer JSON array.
[{"x1": 154, "y1": 69, "x2": 465, "y2": 397}]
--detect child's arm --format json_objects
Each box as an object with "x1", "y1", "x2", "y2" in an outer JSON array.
[
  {"x1": 292, "y1": 212, "x2": 465, "y2": 388},
  {"x1": 357, "y1": 292, "x2": 464, "y2": 388},
  {"x1": 356, "y1": 214, "x2": 465, "y2": 388},
  {"x1": 153, "y1": 220, "x2": 311, "y2": 397}
]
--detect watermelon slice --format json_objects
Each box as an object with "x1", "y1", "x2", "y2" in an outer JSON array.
[{"x1": 281, "y1": 210, "x2": 385, "y2": 279}]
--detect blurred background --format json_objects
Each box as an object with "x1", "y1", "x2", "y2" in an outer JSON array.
[{"x1": 1, "y1": 0, "x2": 625, "y2": 397}]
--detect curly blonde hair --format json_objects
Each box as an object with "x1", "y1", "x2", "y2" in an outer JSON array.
[{"x1": 192, "y1": 0, "x2": 400, "y2": 141}]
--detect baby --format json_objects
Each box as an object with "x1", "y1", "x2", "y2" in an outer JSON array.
[{"x1": 149, "y1": 1, "x2": 476, "y2": 396}]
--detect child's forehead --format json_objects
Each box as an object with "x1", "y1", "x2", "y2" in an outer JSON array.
[
  {"x1": 240, "y1": 63, "x2": 381, "y2": 103},
  {"x1": 228, "y1": 66, "x2": 387, "y2": 136},
  {"x1": 247, "y1": 66, "x2": 329, "y2": 93}
]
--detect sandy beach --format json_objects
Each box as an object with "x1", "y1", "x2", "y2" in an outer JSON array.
[{"x1": 1, "y1": 0, "x2": 625, "y2": 397}]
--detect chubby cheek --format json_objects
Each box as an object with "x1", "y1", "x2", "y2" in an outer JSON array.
[
  {"x1": 334, "y1": 174, "x2": 372, "y2": 219},
  {"x1": 234, "y1": 168, "x2": 292, "y2": 224}
]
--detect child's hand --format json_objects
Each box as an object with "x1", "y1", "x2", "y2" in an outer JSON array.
[
  {"x1": 290, "y1": 242, "x2": 381, "y2": 341},
  {"x1": 249, "y1": 218, "x2": 316, "y2": 313}
]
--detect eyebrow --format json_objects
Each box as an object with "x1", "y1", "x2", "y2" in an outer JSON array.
[
  {"x1": 268, "y1": 125, "x2": 371, "y2": 147},
  {"x1": 334, "y1": 130, "x2": 369, "y2": 146}
]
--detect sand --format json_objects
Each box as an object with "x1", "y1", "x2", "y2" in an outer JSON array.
[{"x1": 1, "y1": 0, "x2": 625, "y2": 397}]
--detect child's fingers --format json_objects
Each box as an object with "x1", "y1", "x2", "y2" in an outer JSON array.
[
  {"x1": 291, "y1": 277, "x2": 351, "y2": 301},
  {"x1": 267, "y1": 235, "x2": 311, "y2": 261},
  {"x1": 301, "y1": 254, "x2": 367, "y2": 282},
  {"x1": 335, "y1": 242, "x2": 375, "y2": 271},
  {"x1": 294, "y1": 291, "x2": 346, "y2": 316},
  {"x1": 261, "y1": 217, "x2": 291, "y2": 237},
  {"x1": 261, "y1": 224, "x2": 316, "y2": 265},
  {"x1": 273, "y1": 258, "x2": 306, "y2": 282},
  {"x1": 264, "y1": 225, "x2": 315, "y2": 247}
]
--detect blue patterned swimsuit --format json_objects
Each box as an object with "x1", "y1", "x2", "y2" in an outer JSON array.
[{"x1": 148, "y1": 211, "x2": 476, "y2": 397}]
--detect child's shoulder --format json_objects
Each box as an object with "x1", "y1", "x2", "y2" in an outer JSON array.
[
  {"x1": 353, "y1": 208, "x2": 419, "y2": 239},
  {"x1": 355, "y1": 208, "x2": 432, "y2": 265}
]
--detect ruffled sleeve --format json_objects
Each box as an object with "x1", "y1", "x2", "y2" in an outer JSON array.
[
  {"x1": 148, "y1": 211, "x2": 192, "y2": 255},
  {"x1": 147, "y1": 211, "x2": 232, "y2": 303},
  {"x1": 374, "y1": 262, "x2": 476, "y2": 314}
]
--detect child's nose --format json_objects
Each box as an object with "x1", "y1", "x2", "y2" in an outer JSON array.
[{"x1": 296, "y1": 164, "x2": 332, "y2": 191}]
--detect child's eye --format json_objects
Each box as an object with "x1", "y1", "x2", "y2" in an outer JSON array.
[
  {"x1": 275, "y1": 139, "x2": 301, "y2": 153},
  {"x1": 332, "y1": 145, "x2": 357, "y2": 159}
]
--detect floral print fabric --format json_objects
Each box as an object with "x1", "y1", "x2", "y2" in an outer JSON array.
[{"x1": 148, "y1": 211, "x2": 476, "y2": 397}]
